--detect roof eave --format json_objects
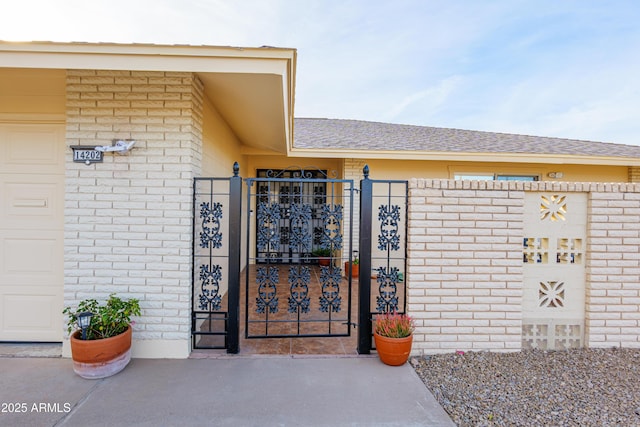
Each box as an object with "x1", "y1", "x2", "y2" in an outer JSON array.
[
  {"x1": 287, "y1": 148, "x2": 640, "y2": 166},
  {"x1": 0, "y1": 40, "x2": 297, "y2": 154},
  {"x1": 0, "y1": 40, "x2": 297, "y2": 60}
]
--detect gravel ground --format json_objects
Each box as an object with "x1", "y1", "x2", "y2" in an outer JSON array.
[{"x1": 410, "y1": 348, "x2": 640, "y2": 426}]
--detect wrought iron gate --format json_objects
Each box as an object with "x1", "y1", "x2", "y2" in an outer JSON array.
[
  {"x1": 191, "y1": 164, "x2": 241, "y2": 352},
  {"x1": 192, "y1": 164, "x2": 408, "y2": 354},
  {"x1": 357, "y1": 166, "x2": 409, "y2": 353},
  {"x1": 245, "y1": 167, "x2": 355, "y2": 338}
]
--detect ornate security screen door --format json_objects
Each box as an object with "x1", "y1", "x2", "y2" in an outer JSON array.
[{"x1": 245, "y1": 168, "x2": 355, "y2": 338}]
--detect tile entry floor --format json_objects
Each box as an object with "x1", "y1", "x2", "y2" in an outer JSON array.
[{"x1": 195, "y1": 265, "x2": 368, "y2": 356}]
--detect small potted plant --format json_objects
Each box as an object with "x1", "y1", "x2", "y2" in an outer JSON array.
[
  {"x1": 344, "y1": 257, "x2": 359, "y2": 278},
  {"x1": 311, "y1": 247, "x2": 332, "y2": 266},
  {"x1": 373, "y1": 311, "x2": 415, "y2": 366},
  {"x1": 63, "y1": 293, "x2": 141, "y2": 379}
]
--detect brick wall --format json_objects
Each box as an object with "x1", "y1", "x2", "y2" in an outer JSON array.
[
  {"x1": 342, "y1": 159, "x2": 366, "y2": 260},
  {"x1": 408, "y1": 179, "x2": 523, "y2": 353},
  {"x1": 408, "y1": 179, "x2": 640, "y2": 354},
  {"x1": 64, "y1": 70, "x2": 204, "y2": 358},
  {"x1": 587, "y1": 184, "x2": 640, "y2": 349}
]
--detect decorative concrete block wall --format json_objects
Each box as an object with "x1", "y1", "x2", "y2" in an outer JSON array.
[
  {"x1": 408, "y1": 179, "x2": 640, "y2": 354},
  {"x1": 64, "y1": 70, "x2": 204, "y2": 358}
]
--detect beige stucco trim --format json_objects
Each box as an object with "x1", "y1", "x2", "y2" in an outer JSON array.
[
  {"x1": 131, "y1": 339, "x2": 191, "y2": 359},
  {"x1": 0, "y1": 113, "x2": 65, "y2": 123},
  {"x1": 287, "y1": 147, "x2": 640, "y2": 166},
  {"x1": 240, "y1": 145, "x2": 287, "y2": 155}
]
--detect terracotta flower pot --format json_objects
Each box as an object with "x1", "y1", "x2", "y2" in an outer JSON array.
[
  {"x1": 70, "y1": 325, "x2": 132, "y2": 379},
  {"x1": 344, "y1": 261, "x2": 359, "y2": 278},
  {"x1": 373, "y1": 332, "x2": 413, "y2": 366}
]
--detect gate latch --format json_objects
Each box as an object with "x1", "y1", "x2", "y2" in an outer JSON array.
[{"x1": 342, "y1": 321, "x2": 357, "y2": 329}]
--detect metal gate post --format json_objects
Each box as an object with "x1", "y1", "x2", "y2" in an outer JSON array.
[
  {"x1": 357, "y1": 165, "x2": 373, "y2": 354},
  {"x1": 227, "y1": 162, "x2": 242, "y2": 353}
]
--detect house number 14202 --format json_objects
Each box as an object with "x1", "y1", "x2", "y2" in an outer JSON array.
[{"x1": 71, "y1": 146, "x2": 104, "y2": 164}]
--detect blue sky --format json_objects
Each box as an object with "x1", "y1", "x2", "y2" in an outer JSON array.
[{"x1": 2, "y1": 0, "x2": 639, "y2": 145}]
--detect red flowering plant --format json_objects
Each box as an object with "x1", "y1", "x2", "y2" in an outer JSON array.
[{"x1": 374, "y1": 311, "x2": 415, "y2": 338}]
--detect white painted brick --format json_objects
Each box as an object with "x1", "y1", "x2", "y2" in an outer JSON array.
[
  {"x1": 64, "y1": 70, "x2": 203, "y2": 346},
  {"x1": 458, "y1": 304, "x2": 490, "y2": 312}
]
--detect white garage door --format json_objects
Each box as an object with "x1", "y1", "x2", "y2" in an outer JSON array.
[{"x1": 0, "y1": 123, "x2": 64, "y2": 341}]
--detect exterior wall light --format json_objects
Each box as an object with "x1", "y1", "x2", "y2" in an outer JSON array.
[
  {"x1": 95, "y1": 139, "x2": 136, "y2": 155},
  {"x1": 547, "y1": 172, "x2": 564, "y2": 179}
]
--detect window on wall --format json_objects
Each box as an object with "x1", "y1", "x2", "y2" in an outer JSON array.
[
  {"x1": 496, "y1": 175, "x2": 538, "y2": 181},
  {"x1": 455, "y1": 174, "x2": 538, "y2": 181},
  {"x1": 454, "y1": 174, "x2": 494, "y2": 181}
]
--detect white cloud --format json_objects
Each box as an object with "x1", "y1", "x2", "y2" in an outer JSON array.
[{"x1": 383, "y1": 76, "x2": 464, "y2": 122}]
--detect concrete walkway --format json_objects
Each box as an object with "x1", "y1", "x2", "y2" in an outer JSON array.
[{"x1": 0, "y1": 355, "x2": 454, "y2": 426}]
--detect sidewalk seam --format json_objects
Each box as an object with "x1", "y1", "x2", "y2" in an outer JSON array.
[{"x1": 52, "y1": 378, "x2": 104, "y2": 426}]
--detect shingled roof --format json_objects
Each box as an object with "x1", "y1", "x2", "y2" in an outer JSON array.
[{"x1": 293, "y1": 118, "x2": 640, "y2": 159}]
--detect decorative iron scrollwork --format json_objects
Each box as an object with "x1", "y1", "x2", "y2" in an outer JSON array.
[
  {"x1": 256, "y1": 267, "x2": 279, "y2": 314},
  {"x1": 292, "y1": 186, "x2": 302, "y2": 204},
  {"x1": 193, "y1": 173, "x2": 243, "y2": 351},
  {"x1": 264, "y1": 166, "x2": 337, "y2": 179},
  {"x1": 313, "y1": 226, "x2": 323, "y2": 245},
  {"x1": 319, "y1": 266, "x2": 342, "y2": 313},
  {"x1": 288, "y1": 266, "x2": 310, "y2": 313},
  {"x1": 199, "y1": 264, "x2": 222, "y2": 311},
  {"x1": 288, "y1": 203, "x2": 312, "y2": 252},
  {"x1": 378, "y1": 204, "x2": 401, "y2": 251},
  {"x1": 375, "y1": 266, "x2": 400, "y2": 313},
  {"x1": 258, "y1": 185, "x2": 269, "y2": 204},
  {"x1": 199, "y1": 202, "x2": 223, "y2": 249},
  {"x1": 257, "y1": 202, "x2": 281, "y2": 251},
  {"x1": 314, "y1": 186, "x2": 326, "y2": 205},
  {"x1": 281, "y1": 226, "x2": 290, "y2": 245},
  {"x1": 247, "y1": 169, "x2": 356, "y2": 339},
  {"x1": 320, "y1": 204, "x2": 343, "y2": 250},
  {"x1": 197, "y1": 201, "x2": 225, "y2": 312},
  {"x1": 279, "y1": 186, "x2": 290, "y2": 204}
]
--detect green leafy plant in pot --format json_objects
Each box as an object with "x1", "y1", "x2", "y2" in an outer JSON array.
[
  {"x1": 373, "y1": 311, "x2": 415, "y2": 366},
  {"x1": 312, "y1": 247, "x2": 332, "y2": 266},
  {"x1": 63, "y1": 294, "x2": 141, "y2": 379}
]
